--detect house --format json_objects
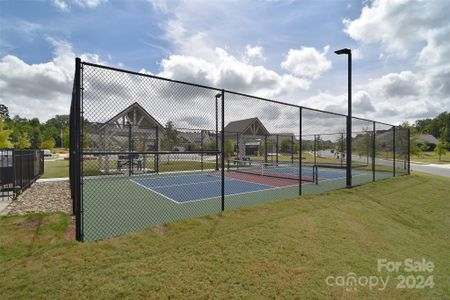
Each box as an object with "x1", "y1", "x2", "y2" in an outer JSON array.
[{"x1": 414, "y1": 134, "x2": 439, "y2": 151}]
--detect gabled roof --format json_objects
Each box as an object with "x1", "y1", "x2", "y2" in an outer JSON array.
[
  {"x1": 224, "y1": 117, "x2": 270, "y2": 136},
  {"x1": 100, "y1": 102, "x2": 164, "y2": 130},
  {"x1": 415, "y1": 134, "x2": 439, "y2": 144}
]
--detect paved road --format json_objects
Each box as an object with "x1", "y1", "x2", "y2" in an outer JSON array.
[
  {"x1": 410, "y1": 163, "x2": 450, "y2": 178},
  {"x1": 317, "y1": 150, "x2": 450, "y2": 178}
]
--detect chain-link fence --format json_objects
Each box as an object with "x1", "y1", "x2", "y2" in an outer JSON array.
[{"x1": 70, "y1": 59, "x2": 410, "y2": 241}]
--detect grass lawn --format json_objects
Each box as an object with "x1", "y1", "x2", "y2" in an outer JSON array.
[
  {"x1": 42, "y1": 159, "x2": 69, "y2": 178},
  {"x1": 1, "y1": 173, "x2": 449, "y2": 298},
  {"x1": 411, "y1": 151, "x2": 450, "y2": 164}
]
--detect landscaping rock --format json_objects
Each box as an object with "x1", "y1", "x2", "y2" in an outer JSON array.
[{"x1": 4, "y1": 181, "x2": 72, "y2": 215}]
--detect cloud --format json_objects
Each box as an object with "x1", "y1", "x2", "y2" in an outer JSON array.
[
  {"x1": 159, "y1": 48, "x2": 310, "y2": 99},
  {"x1": 343, "y1": 0, "x2": 450, "y2": 59},
  {"x1": 0, "y1": 38, "x2": 104, "y2": 121},
  {"x1": 244, "y1": 45, "x2": 265, "y2": 63},
  {"x1": 368, "y1": 71, "x2": 420, "y2": 98},
  {"x1": 281, "y1": 45, "x2": 332, "y2": 79},
  {"x1": 51, "y1": 0, "x2": 108, "y2": 11}
]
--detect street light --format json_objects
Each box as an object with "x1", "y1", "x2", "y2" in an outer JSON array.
[{"x1": 335, "y1": 48, "x2": 352, "y2": 188}]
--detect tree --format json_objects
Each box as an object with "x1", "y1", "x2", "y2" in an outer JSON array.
[
  {"x1": 46, "y1": 115, "x2": 69, "y2": 129},
  {"x1": 224, "y1": 138, "x2": 234, "y2": 157},
  {"x1": 63, "y1": 127, "x2": 70, "y2": 148},
  {"x1": 187, "y1": 142, "x2": 197, "y2": 151},
  {"x1": 205, "y1": 140, "x2": 216, "y2": 151},
  {"x1": 17, "y1": 133, "x2": 31, "y2": 149},
  {"x1": 0, "y1": 118, "x2": 13, "y2": 148},
  {"x1": 0, "y1": 104, "x2": 9, "y2": 119},
  {"x1": 161, "y1": 121, "x2": 179, "y2": 151},
  {"x1": 435, "y1": 141, "x2": 447, "y2": 161},
  {"x1": 30, "y1": 129, "x2": 42, "y2": 149},
  {"x1": 280, "y1": 139, "x2": 291, "y2": 154},
  {"x1": 40, "y1": 138, "x2": 55, "y2": 150}
]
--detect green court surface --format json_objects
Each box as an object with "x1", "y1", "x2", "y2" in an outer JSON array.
[{"x1": 81, "y1": 168, "x2": 399, "y2": 241}]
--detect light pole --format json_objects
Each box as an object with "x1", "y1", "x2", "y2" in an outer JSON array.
[{"x1": 335, "y1": 48, "x2": 352, "y2": 188}]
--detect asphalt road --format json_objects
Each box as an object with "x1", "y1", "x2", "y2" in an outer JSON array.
[
  {"x1": 410, "y1": 163, "x2": 450, "y2": 178},
  {"x1": 317, "y1": 150, "x2": 450, "y2": 178}
]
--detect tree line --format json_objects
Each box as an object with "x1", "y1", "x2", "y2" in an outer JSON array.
[{"x1": 0, "y1": 104, "x2": 69, "y2": 150}]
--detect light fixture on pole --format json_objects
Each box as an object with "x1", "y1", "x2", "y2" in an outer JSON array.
[{"x1": 335, "y1": 48, "x2": 352, "y2": 188}]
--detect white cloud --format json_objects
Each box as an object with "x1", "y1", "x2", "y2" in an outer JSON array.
[
  {"x1": 343, "y1": 0, "x2": 450, "y2": 123},
  {"x1": 244, "y1": 45, "x2": 265, "y2": 63},
  {"x1": 343, "y1": 0, "x2": 450, "y2": 60},
  {"x1": 51, "y1": 0, "x2": 108, "y2": 11},
  {"x1": 0, "y1": 39, "x2": 104, "y2": 121},
  {"x1": 281, "y1": 45, "x2": 332, "y2": 79},
  {"x1": 159, "y1": 48, "x2": 310, "y2": 98}
]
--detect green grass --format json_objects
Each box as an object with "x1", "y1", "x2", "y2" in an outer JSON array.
[
  {"x1": 42, "y1": 160, "x2": 69, "y2": 178},
  {"x1": 1, "y1": 173, "x2": 449, "y2": 298},
  {"x1": 411, "y1": 151, "x2": 450, "y2": 164}
]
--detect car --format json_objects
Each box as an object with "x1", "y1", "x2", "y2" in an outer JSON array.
[{"x1": 43, "y1": 149, "x2": 52, "y2": 157}]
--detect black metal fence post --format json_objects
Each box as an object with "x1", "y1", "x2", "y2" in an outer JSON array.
[
  {"x1": 201, "y1": 130, "x2": 204, "y2": 171},
  {"x1": 155, "y1": 126, "x2": 159, "y2": 173},
  {"x1": 407, "y1": 128, "x2": 411, "y2": 175},
  {"x1": 372, "y1": 121, "x2": 376, "y2": 182},
  {"x1": 221, "y1": 89, "x2": 225, "y2": 211},
  {"x1": 393, "y1": 126, "x2": 396, "y2": 177},
  {"x1": 299, "y1": 107, "x2": 302, "y2": 196},
  {"x1": 74, "y1": 57, "x2": 82, "y2": 242},
  {"x1": 215, "y1": 95, "x2": 219, "y2": 171},
  {"x1": 276, "y1": 135, "x2": 279, "y2": 164}
]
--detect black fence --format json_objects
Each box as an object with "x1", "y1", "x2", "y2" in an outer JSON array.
[
  {"x1": 70, "y1": 58, "x2": 410, "y2": 242},
  {"x1": 0, "y1": 149, "x2": 44, "y2": 200}
]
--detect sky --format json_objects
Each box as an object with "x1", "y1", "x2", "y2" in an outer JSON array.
[{"x1": 0, "y1": 0, "x2": 449, "y2": 125}]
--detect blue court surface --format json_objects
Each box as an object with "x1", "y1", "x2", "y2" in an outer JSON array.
[
  {"x1": 132, "y1": 174, "x2": 274, "y2": 203},
  {"x1": 131, "y1": 167, "x2": 352, "y2": 204}
]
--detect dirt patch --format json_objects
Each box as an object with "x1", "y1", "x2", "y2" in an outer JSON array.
[
  {"x1": 259, "y1": 207, "x2": 270, "y2": 214},
  {"x1": 152, "y1": 225, "x2": 168, "y2": 236},
  {"x1": 65, "y1": 217, "x2": 76, "y2": 241},
  {"x1": 22, "y1": 218, "x2": 41, "y2": 228}
]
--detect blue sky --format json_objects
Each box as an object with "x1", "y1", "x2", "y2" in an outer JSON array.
[{"x1": 0, "y1": 0, "x2": 449, "y2": 123}]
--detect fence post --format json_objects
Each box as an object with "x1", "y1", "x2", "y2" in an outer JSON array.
[
  {"x1": 299, "y1": 107, "x2": 302, "y2": 196},
  {"x1": 264, "y1": 135, "x2": 268, "y2": 163},
  {"x1": 372, "y1": 121, "x2": 376, "y2": 182},
  {"x1": 221, "y1": 89, "x2": 225, "y2": 211},
  {"x1": 407, "y1": 128, "x2": 411, "y2": 175},
  {"x1": 74, "y1": 57, "x2": 83, "y2": 242},
  {"x1": 393, "y1": 126, "x2": 396, "y2": 177},
  {"x1": 155, "y1": 126, "x2": 159, "y2": 173},
  {"x1": 276, "y1": 135, "x2": 279, "y2": 164},
  {"x1": 215, "y1": 94, "x2": 219, "y2": 171},
  {"x1": 201, "y1": 130, "x2": 204, "y2": 171}
]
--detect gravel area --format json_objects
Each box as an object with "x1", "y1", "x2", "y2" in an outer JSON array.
[{"x1": 3, "y1": 181, "x2": 72, "y2": 215}]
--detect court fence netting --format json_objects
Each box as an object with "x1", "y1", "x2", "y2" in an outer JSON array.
[{"x1": 70, "y1": 58, "x2": 410, "y2": 242}]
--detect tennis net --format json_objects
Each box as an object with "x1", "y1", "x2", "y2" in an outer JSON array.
[{"x1": 227, "y1": 160, "x2": 316, "y2": 182}]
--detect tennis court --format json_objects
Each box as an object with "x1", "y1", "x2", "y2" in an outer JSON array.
[{"x1": 129, "y1": 163, "x2": 353, "y2": 204}]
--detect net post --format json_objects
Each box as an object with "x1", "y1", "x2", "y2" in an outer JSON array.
[
  {"x1": 221, "y1": 89, "x2": 225, "y2": 211},
  {"x1": 299, "y1": 107, "x2": 302, "y2": 196},
  {"x1": 313, "y1": 134, "x2": 317, "y2": 183},
  {"x1": 372, "y1": 121, "x2": 376, "y2": 182},
  {"x1": 393, "y1": 126, "x2": 396, "y2": 177}
]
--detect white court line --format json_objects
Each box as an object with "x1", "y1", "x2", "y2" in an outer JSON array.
[{"x1": 130, "y1": 175, "x2": 279, "y2": 204}]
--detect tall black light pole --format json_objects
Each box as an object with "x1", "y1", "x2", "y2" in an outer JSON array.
[{"x1": 335, "y1": 48, "x2": 352, "y2": 188}]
